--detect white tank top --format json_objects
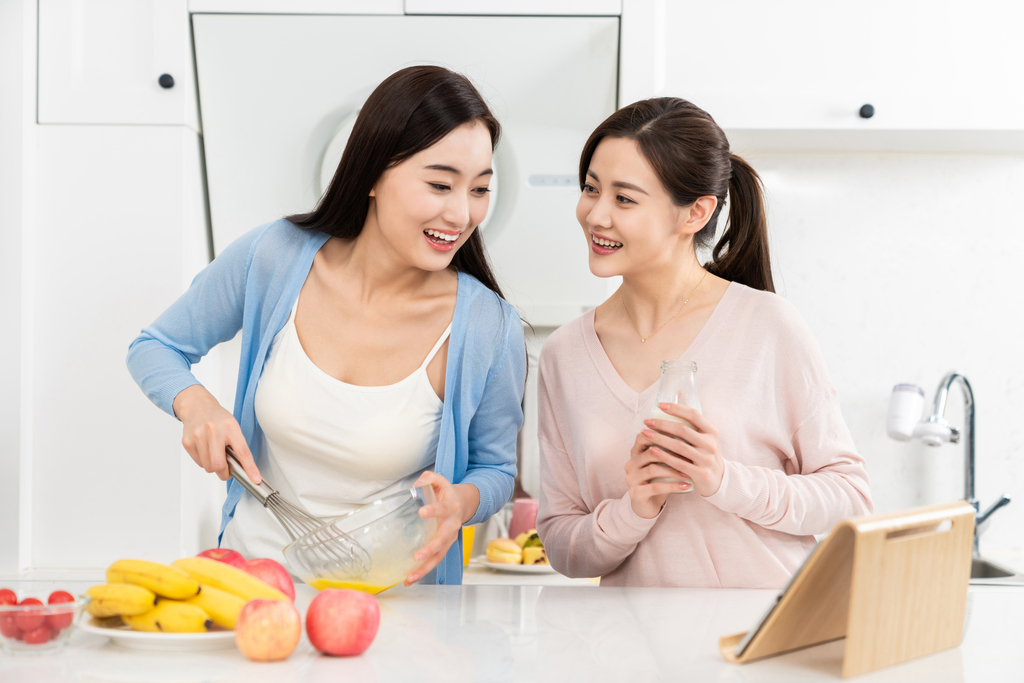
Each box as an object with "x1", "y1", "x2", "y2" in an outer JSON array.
[{"x1": 220, "y1": 304, "x2": 450, "y2": 566}]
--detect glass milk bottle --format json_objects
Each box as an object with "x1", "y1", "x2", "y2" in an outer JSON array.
[{"x1": 649, "y1": 360, "x2": 701, "y2": 492}]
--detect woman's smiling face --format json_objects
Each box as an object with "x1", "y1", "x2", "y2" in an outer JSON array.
[
  {"x1": 370, "y1": 120, "x2": 493, "y2": 271},
  {"x1": 576, "y1": 136, "x2": 696, "y2": 279}
]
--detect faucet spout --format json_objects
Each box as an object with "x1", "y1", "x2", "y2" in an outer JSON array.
[
  {"x1": 928, "y1": 372, "x2": 976, "y2": 510},
  {"x1": 977, "y1": 495, "x2": 1011, "y2": 527}
]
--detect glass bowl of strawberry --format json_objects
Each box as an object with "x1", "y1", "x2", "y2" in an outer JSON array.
[{"x1": 0, "y1": 588, "x2": 90, "y2": 654}]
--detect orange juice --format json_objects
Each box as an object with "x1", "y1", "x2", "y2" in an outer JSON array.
[
  {"x1": 308, "y1": 578, "x2": 397, "y2": 595},
  {"x1": 462, "y1": 525, "x2": 476, "y2": 566}
]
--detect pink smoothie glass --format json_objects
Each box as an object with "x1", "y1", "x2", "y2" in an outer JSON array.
[{"x1": 508, "y1": 498, "x2": 539, "y2": 540}]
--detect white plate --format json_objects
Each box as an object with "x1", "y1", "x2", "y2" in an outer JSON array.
[
  {"x1": 476, "y1": 557, "x2": 557, "y2": 574},
  {"x1": 79, "y1": 617, "x2": 237, "y2": 652}
]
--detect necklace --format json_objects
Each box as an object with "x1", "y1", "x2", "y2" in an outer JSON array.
[{"x1": 620, "y1": 270, "x2": 708, "y2": 343}]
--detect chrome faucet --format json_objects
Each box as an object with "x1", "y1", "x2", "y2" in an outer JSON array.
[{"x1": 888, "y1": 371, "x2": 1011, "y2": 557}]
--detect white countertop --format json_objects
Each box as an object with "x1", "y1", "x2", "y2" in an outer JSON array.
[{"x1": 1, "y1": 577, "x2": 1020, "y2": 682}]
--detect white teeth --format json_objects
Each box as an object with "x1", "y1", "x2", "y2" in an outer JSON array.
[
  {"x1": 592, "y1": 235, "x2": 622, "y2": 248},
  {"x1": 425, "y1": 229, "x2": 459, "y2": 242}
]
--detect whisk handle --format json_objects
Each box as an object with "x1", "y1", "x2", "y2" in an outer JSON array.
[{"x1": 225, "y1": 446, "x2": 277, "y2": 506}]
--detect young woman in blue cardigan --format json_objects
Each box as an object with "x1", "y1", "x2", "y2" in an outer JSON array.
[{"x1": 126, "y1": 66, "x2": 525, "y2": 587}]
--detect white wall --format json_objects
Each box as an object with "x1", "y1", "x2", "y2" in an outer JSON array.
[
  {"x1": 0, "y1": 0, "x2": 33, "y2": 573},
  {"x1": 753, "y1": 152, "x2": 1024, "y2": 564}
]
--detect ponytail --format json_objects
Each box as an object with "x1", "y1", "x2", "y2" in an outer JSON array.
[
  {"x1": 578, "y1": 98, "x2": 776, "y2": 294},
  {"x1": 706, "y1": 154, "x2": 774, "y2": 293}
]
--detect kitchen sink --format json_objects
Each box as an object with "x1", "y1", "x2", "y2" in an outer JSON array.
[{"x1": 969, "y1": 558, "x2": 1024, "y2": 585}]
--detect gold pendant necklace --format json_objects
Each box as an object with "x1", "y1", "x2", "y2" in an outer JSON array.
[{"x1": 621, "y1": 270, "x2": 708, "y2": 343}]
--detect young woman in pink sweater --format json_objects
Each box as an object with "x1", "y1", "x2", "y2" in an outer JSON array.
[{"x1": 535, "y1": 99, "x2": 873, "y2": 588}]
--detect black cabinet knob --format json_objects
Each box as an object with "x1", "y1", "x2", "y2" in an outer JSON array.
[
  {"x1": 158, "y1": 74, "x2": 175, "y2": 89},
  {"x1": 859, "y1": 104, "x2": 875, "y2": 119}
]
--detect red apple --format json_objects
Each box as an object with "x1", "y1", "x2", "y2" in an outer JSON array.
[
  {"x1": 197, "y1": 547, "x2": 247, "y2": 569},
  {"x1": 242, "y1": 558, "x2": 295, "y2": 603},
  {"x1": 234, "y1": 599, "x2": 301, "y2": 662},
  {"x1": 306, "y1": 589, "x2": 380, "y2": 657}
]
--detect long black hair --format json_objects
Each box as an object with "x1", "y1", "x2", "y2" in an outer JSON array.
[
  {"x1": 288, "y1": 65, "x2": 506, "y2": 299},
  {"x1": 579, "y1": 98, "x2": 774, "y2": 292}
]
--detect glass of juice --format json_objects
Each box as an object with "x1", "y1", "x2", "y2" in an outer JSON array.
[{"x1": 649, "y1": 360, "x2": 700, "y2": 493}]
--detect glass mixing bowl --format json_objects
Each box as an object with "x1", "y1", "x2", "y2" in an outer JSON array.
[
  {"x1": 0, "y1": 593, "x2": 90, "y2": 654},
  {"x1": 284, "y1": 485, "x2": 438, "y2": 595}
]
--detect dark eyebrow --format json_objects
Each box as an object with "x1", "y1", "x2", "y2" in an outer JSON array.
[
  {"x1": 612, "y1": 181, "x2": 648, "y2": 195},
  {"x1": 587, "y1": 170, "x2": 648, "y2": 196},
  {"x1": 425, "y1": 164, "x2": 493, "y2": 178}
]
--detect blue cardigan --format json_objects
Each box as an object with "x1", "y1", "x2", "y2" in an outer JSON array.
[{"x1": 127, "y1": 219, "x2": 525, "y2": 586}]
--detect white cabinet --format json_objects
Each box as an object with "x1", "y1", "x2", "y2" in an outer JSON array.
[
  {"x1": 622, "y1": 0, "x2": 1024, "y2": 151},
  {"x1": 38, "y1": 0, "x2": 198, "y2": 129},
  {"x1": 30, "y1": 125, "x2": 214, "y2": 567}
]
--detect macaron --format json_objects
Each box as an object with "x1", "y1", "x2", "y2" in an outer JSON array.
[{"x1": 486, "y1": 538, "x2": 523, "y2": 564}]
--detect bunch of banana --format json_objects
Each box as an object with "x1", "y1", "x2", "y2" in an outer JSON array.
[
  {"x1": 84, "y1": 557, "x2": 287, "y2": 634},
  {"x1": 86, "y1": 559, "x2": 240, "y2": 633}
]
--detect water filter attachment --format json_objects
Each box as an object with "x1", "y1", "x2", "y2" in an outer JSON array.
[
  {"x1": 887, "y1": 383, "x2": 956, "y2": 445},
  {"x1": 887, "y1": 384, "x2": 925, "y2": 441}
]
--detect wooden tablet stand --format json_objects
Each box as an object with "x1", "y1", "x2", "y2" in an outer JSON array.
[{"x1": 719, "y1": 501, "x2": 975, "y2": 678}]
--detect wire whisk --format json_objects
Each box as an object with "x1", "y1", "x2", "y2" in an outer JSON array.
[{"x1": 225, "y1": 447, "x2": 372, "y2": 576}]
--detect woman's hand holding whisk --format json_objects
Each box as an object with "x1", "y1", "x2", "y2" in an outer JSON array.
[
  {"x1": 405, "y1": 471, "x2": 480, "y2": 585},
  {"x1": 173, "y1": 384, "x2": 262, "y2": 484}
]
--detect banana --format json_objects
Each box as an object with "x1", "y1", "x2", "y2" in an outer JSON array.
[
  {"x1": 85, "y1": 583, "x2": 157, "y2": 618},
  {"x1": 121, "y1": 599, "x2": 211, "y2": 633},
  {"x1": 107, "y1": 559, "x2": 200, "y2": 600},
  {"x1": 180, "y1": 584, "x2": 245, "y2": 630},
  {"x1": 171, "y1": 557, "x2": 287, "y2": 602}
]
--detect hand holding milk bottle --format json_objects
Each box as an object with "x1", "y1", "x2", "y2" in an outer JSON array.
[{"x1": 648, "y1": 360, "x2": 700, "y2": 493}]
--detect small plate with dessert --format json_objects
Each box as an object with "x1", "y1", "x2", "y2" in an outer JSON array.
[{"x1": 478, "y1": 530, "x2": 557, "y2": 574}]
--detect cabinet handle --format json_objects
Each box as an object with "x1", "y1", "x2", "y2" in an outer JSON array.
[
  {"x1": 859, "y1": 104, "x2": 875, "y2": 119},
  {"x1": 158, "y1": 74, "x2": 175, "y2": 89}
]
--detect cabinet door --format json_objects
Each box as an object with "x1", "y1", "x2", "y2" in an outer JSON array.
[
  {"x1": 38, "y1": 0, "x2": 197, "y2": 128},
  {"x1": 654, "y1": 0, "x2": 1024, "y2": 132},
  {"x1": 31, "y1": 126, "x2": 209, "y2": 566}
]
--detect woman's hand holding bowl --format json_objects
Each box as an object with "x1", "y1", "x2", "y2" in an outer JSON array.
[{"x1": 405, "y1": 471, "x2": 479, "y2": 586}]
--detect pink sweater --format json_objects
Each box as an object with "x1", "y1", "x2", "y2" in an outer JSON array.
[{"x1": 536, "y1": 283, "x2": 873, "y2": 589}]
